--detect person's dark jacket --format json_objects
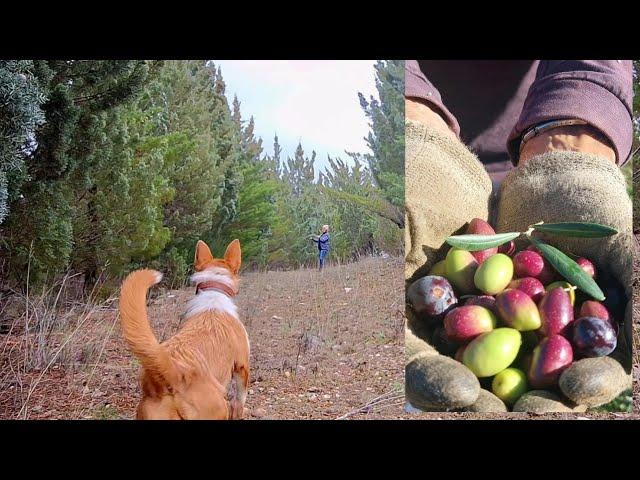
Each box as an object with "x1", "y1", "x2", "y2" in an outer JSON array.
[{"x1": 314, "y1": 233, "x2": 330, "y2": 251}]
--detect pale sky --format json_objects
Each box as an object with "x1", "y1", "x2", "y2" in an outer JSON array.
[{"x1": 211, "y1": 60, "x2": 378, "y2": 174}]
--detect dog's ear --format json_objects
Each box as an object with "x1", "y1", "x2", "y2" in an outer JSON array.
[
  {"x1": 224, "y1": 239, "x2": 241, "y2": 274},
  {"x1": 194, "y1": 240, "x2": 214, "y2": 271}
]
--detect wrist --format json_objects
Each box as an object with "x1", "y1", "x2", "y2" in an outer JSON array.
[{"x1": 518, "y1": 123, "x2": 616, "y2": 165}]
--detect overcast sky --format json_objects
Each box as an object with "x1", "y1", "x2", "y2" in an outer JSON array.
[{"x1": 212, "y1": 60, "x2": 378, "y2": 174}]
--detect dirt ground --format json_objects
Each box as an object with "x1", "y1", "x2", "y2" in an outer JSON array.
[{"x1": 0, "y1": 256, "x2": 406, "y2": 420}]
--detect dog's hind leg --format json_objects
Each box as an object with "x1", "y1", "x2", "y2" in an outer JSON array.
[{"x1": 228, "y1": 363, "x2": 249, "y2": 419}]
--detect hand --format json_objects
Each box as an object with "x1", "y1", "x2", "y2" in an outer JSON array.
[
  {"x1": 405, "y1": 119, "x2": 496, "y2": 412},
  {"x1": 497, "y1": 150, "x2": 633, "y2": 409},
  {"x1": 405, "y1": 118, "x2": 492, "y2": 280}
]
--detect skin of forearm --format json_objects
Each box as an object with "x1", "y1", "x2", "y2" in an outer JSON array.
[{"x1": 518, "y1": 124, "x2": 616, "y2": 165}]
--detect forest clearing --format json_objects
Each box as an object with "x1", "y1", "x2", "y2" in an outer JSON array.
[{"x1": 0, "y1": 256, "x2": 405, "y2": 420}]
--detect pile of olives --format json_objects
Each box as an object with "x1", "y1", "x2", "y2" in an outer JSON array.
[{"x1": 407, "y1": 218, "x2": 623, "y2": 408}]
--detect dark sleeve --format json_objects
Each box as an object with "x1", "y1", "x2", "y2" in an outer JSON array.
[
  {"x1": 507, "y1": 60, "x2": 634, "y2": 165},
  {"x1": 405, "y1": 60, "x2": 461, "y2": 138}
]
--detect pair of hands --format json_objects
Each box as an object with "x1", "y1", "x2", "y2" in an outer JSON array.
[
  {"x1": 405, "y1": 98, "x2": 633, "y2": 413},
  {"x1": 405, "y1": 97, "x2": 617, "y2": 165}
]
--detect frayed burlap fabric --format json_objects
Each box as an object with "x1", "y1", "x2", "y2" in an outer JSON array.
[
  {"x1": 405, "y1": 120, "x2": 493, "y2": 411},
  {"x1": 497, "y1": 151, "x2": 633, "y2": 298},
  {"x1": 497, "y1": 151, "x2": 634, "y2": 402},
  {"x1": 405, "y1": 120, "x2": 492, "y2": 282}
]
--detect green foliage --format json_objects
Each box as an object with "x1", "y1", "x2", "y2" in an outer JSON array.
[
  {"x1": 336, "y1": 60, "x2": 405, "y2": 228},
  {"x1": 0, "y1": 60, "x2": 47, "y2": 223},
  {"x1": 71, "y1": 106, "x2": 177, "y2": 280},
  {"x1": 266, "y1": 142, "x2": 403, "y2": 269},
  {"x1": 215, "y1": 101, "x2": 279, "y2": 268},
  {"x1": 0, "y1": 60, "x2": 403, "y2": 289},
  {"x1": 355, "y1": 60, "x2": 405, "y2": 209},
  {"x1": 2, "y1": 182, "x2": 74, "y2": 284},
  {"x1": 591, "y1": 389, "x2": 632, "y2": 413},
  {"x1": 1, "y1": 61, "x2": 150, "y2": 283}
]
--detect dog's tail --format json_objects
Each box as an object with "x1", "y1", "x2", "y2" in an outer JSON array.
[{"x1": 119, "y1": 269, "x2": 180, "y2": 389}]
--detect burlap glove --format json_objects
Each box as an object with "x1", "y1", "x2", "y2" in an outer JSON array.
[
  {"x1": 405, "y1": 120, "x2": 496, "y2": 411},
  {"x1": 405, "y1": 120, "x2": 492, "y2": 281},
  {"x1": 497, "y1": 151, "x2": 634, "y2": 409}
]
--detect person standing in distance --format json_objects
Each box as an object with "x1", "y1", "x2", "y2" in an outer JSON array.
[{"x1": 312, "y1": 225, "x2": 330, "y2": 271}]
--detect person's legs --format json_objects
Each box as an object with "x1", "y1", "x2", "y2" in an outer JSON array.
[{"x1": 319, "y1": 250, "x2": 327, "y2": 270}]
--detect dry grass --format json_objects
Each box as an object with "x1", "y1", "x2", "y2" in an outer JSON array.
[
  {"x1": 0, "y1": 269, "x2": 124, "y2": 419},
  {"x1": 0, "y1": 256, "x2": 405, "y2": 420}
]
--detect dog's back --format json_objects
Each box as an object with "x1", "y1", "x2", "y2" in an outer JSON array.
[{"x1": 119, "y1": 239, "x2": 250, "y2": 420}]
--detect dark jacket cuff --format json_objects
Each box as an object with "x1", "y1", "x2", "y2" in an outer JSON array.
[
  {"x1": 405, "y1": 60, "x2": 461, "y2": 138},
  {"x1": 508, "y1": 74, "x2": 633, "y2": 166}
]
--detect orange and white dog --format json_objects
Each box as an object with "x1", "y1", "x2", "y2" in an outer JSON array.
[{"x1": 118, "y1": 239, "x2": 250, "y2": 420}]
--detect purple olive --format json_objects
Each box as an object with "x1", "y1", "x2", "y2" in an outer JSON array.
[
  {"x1": 508, "y1": 277, "x2": 545, "y2": 303},
  {"x1": 498, "y1": 240, "x2": 516, "y2": 257},
  {"x1": 513, "y1": 250, "x2": 556, "y2": 284},
  {"x1": 529, "y1": 335, "x2": 573, "y2": 389},
  {"x1": 463, "y1": 295, "x2": 497, "y2": 313},
  {"x1": 571, "y1": 316, "x2": 617, "y2": 357},
  {"x1": 407, "y1": 275, "x2": 458, "y2": 321}
]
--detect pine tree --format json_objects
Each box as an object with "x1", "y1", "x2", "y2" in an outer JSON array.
[
  {"x1": 0, "y1": 61, "x2": 47, "y2": 225},
  {"x1": 270, "y1": 143, "x2": 327, "y2": 266},
  {"x1": 70, "y1": 102, "x2": 177, "y2": 283},
  {"x1": 356, "y1": 60, "x2": 404, "y2": 206},
  {"x1": 204, "y1": 63, "x2": 243, "y2": 245},
  {"x1": 1, "y1": 61, "x2": 150, "y2": 285},
  {"x1": 282, "y1": 143, "x2": 316, "y2": 197},
  {"x1": 346, "y1": 59, "x2": 405, "y2": 227},
  {"x1": 216, "y1": 101, "x2": 278, "y2": 268},
  {"x1": 263, "y1": 134, "x2": 282, "y2": 179}
]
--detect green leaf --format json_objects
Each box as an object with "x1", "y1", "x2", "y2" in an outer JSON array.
[
  {"x1": 529, "y1": 237, "x2": 605, "y2": 301},
  {"x1": 532, "y1": 222, "x2": 618, "y2": 238},
  {"x1": 445, "y1": 232, "x2": 521, "y2": 251}
]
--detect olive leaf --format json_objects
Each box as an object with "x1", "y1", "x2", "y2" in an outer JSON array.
[
  {"x1": 444, "y1": 232, "x2": 520, "y2": 251},
  {"x1": 529, "y1": 237, "x2": 605, "y2": 301},
  {"x1": 531, "y1": 222, "x2": 617, "y2": 238}
]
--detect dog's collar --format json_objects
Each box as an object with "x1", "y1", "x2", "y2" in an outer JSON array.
[{"x1": 195, "y1": 280, "x2": 236, "y2": 297}]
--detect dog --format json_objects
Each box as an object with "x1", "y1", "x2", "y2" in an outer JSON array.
[{"x1": 118, "y1": 239, "x2": 250, "y2": 420}]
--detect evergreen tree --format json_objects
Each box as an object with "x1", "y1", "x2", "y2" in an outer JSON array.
[
  {"x1": 70, "y1": 103, "x2": 178, "y2": 282},
  {"x1": 282, "y1": 143, "x2": 315, "y2": 196},
  {"x1": 271, "y1": 143, "x2": 327, "y2": 266},
  {"x1": 1, "y1": 61, "x2": 150, "y2": 284},
  {"x1": 0, "y1": 60, "x2": 47, "y2": 224},
  {"x1": 205, "y1": 63, "x2": 242, "y2": 244},
  {"x1": 0, "y1": 59, "x2": 404, "y2": 287},
  {"x1": 344, "y1": 60, "x2": 405, "y2": 228},
  {"x1": 357, "y1": 60, "x2": 404, "y2": 207},
  {"x1": 216, "y1": 100, "x2": 278, "y2": 268},
  {"x1": 263, "y1": 134, "x2": 282, "y2": 179}
]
